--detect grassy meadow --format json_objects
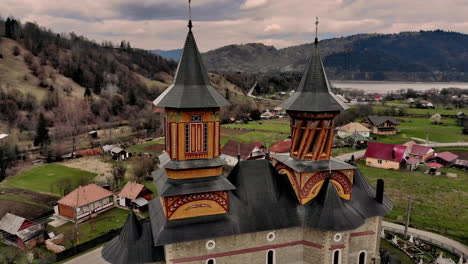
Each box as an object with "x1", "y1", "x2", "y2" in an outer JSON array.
[
  {"x1": 51, "y1": 208, "x2": 129, "y2": 248},
  {"x1": 358, "y1": 161, "x2": 468, "y2": 244},
  {"x1": 2, "y1": 164, "x2": 96, "y2": 196}
]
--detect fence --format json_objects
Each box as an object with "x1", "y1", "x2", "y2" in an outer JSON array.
[
  {"x1": 383, "y1": 224, "x2": 467, "y2": 259},
  {"x1": 54, "y1": 228, "x2": 121, "y2": 262}
]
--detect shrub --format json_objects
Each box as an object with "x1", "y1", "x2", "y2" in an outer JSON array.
[{"x1": 12, "y1": 46, "x2": 20, "y2": 56}]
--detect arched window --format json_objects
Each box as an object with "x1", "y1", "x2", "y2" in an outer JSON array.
[
  {"x1": 358, "y1": 251, "x2": 366, "y2": 264},
  {"x1": 206, "y1": 259, "x2": 215, "y2": 264},
  {"x1": 333, "y1": 250, "x2": 341, "y2": 264},
  {"x1": 266, "y1": 249, "x2": 275, "y2": 264}
]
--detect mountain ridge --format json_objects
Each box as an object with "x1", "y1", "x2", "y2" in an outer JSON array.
[{"x1": 200, "y1": 30, "x2": 468, "y2": 82}]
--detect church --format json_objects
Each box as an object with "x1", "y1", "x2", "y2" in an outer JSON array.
[{"x1": 101, "y1": 13, "x2": 392, "y2": 264}]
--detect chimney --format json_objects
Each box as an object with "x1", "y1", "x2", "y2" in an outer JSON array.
[
  {"x1": 376, "y1": 179, "x2": 384, "y2": 203},
  {"x1": 392, "y1": 147, "x2": 396, "y2": 160},
  {"x1": 237, "y1": 143, "x2": 241, "y2": 161}
]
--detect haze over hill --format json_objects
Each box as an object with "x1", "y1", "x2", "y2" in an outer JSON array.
[{"x1": 199, "y1": 30, "x2": 468, "y2": 82}]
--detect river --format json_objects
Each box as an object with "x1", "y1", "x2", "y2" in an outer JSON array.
[{"x1": 330, "y1": 81, "x2": 468, "y2": 94}]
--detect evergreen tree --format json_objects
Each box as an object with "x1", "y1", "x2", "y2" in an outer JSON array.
[
  {"x1": 128, "y1": 89, "x2": 137, "y2": 105},
  {"x1": 225, "y1": 88, "x2": 230, "y2": 100},
  {"x1": 33, "y1": 113, "x2": 50, "y2": 146},
  {"x1": 84, "y1": 86, "x2": 92, "y2": 98}
]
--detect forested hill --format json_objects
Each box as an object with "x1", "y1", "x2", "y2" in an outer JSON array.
[
  {"x1": 202, "y1": 30, "x2": 468, "y2": 82},
  {"x1": 0, "y1": 17, "x2": 177, "y2": 100}
]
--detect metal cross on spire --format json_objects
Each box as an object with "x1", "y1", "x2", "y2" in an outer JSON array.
[
  {"x1": 188, "y1": 0, "x2": 193, "y2": 30},
  {"x1": 314, "y1": 17, "x2": 319, "y2": 45}
]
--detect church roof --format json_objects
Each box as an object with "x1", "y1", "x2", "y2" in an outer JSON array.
[
  {"x1": 102, "y1": 211, "x2": 164, "y2": 264},
  {"x1": 271, "y1": 154, "x2": 356, "y2": 172},
  {"x1": 153, "y1": 168, "x2": 235, "y2": 196},
  {"x1": 278, "y1": 40, "x2": 348, "y2": 113},
  {"x1": 158, "y1": 152, "x2": 226, "y2": 170},
  {"x1": 148, "y1": 159, "x2": 392, "y2": 246},
  {"x1": 153, "y1": 26, "x2": 230, "y2": 109}
]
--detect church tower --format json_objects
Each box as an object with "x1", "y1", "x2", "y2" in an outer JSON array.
[
  {"x1": 271, "y1": 19, "x2": 354, "y2": 205},
  {"x1": 152, "y1": 17, "x2": 234, "y2": 220}
]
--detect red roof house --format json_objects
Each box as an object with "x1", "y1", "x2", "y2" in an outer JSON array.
[
  {"x1": 0, "y1": 213, "x2": 45, "y2": 249},
  {"x1": 364, "y1": 142, "x2": 408, "y2": 170},
  {"x1": 221, "y1": 140, "x2": 265, "y2": 160},
  {"x1": 406, "y1": 143, "x2": 435, "y2": 162},
  {"x1": 56, "y1": 184, "x2": 114, "y2": 222},
  {"x1": 430, "y1": 151, "x2": 459, "y2": 166},
  {"x1": 270, "y1": 140, "x2": 292, "y2": 154},
  {"x1": 118, "y1": 182, "x2": 153, "y2": 210}
]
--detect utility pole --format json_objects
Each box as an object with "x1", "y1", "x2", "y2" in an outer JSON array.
[{"x1": 404, "y1": 196, "x2": 412, "y2": 239}]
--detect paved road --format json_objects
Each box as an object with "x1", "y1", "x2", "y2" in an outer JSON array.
[
  {"x1": 382, "y1": 221, "x2": 468, "y2": 258},
  {"x1": 65, "y1": 247, "x2": 109, "y2": 264}
]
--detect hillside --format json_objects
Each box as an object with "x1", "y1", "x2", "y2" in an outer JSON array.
[
  {"x1": 0, "y1": 37, "x2": 86, "y2": 101},
  {"x1": 0, "y1": 17, "x2": 252, "y2": 158},
  {"x1": 151, "y1": 49, "x2": 182, "y2": 61},
  {"x1": 202, "y1": 30, "x2": 468, "y2": 82}
]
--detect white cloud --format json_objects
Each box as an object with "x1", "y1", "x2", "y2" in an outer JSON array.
[
  {"x1": 1, "y1": 0, "x2": 468, "y2": 51},
  {"x1": 264, "y1": 23, "x2": 281, "y2": 32},
  {"x1": 241, "y1": 0, "x2": 268, "y2": 9}
]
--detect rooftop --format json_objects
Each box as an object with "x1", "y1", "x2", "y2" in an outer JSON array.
[
  {"x1": 434, "y1": 151, "x2": 459, "y2": 162},
  {"x1": 278, "y1": 40, "x2": 348, "y2": 113},
  {"x1": 365, "y1": 116, "x2": 400, "y2": 126},
  {"x1": 153, "y1": 26, "x2": 230, "y2": 109},
  {"x1": 119, "y1": 182, "x2": 148, "y2": 200},
  {"x1": 337, "y1": 122, "x2": 371, "y2": 133},
  {"x1": 57, "y1": 184, "x2": 113, "y2": 208},
  {"x1": 221, "y1": 140, "x2": 262, "y2": 160},
  {"x1": 364, "y1": 142, "x2": 407, "y2": 162}
]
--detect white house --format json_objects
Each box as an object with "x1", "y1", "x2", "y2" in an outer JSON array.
[{"x1": 336, "y1": 122, "x2": 371, "y2": 139}]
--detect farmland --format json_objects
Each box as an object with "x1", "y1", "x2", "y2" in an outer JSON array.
[
  {"x1": 2, "y1": 164, "x2": 96, "y2": 196},
  {"x1": 358, "y1": 161, "x2": 468, "y2": 244}
]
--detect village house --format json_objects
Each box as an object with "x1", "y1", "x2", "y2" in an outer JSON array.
[
  {"x1": 118, "y1": 182, "x2": 153, "y2": 211},
  {"x1": 221, "y1": 140, "x2": 265, "y2": 166},
  {"x1": 0, "y1": 213, "x2": 45, "y2": 249},
  {"x1": 418, "y1": 100, "x2": 435, "y2": 109},
  {"x1": 88, "y1": 130, "x2": 98, "y2": 139},
  {"x1": 269, "y1": 139, "x2": 292, "y2": 154},
  {"x1": 429, "y1": 151, "x2": 459, "y2": 166},
  {"x1": 336, "y1": 122, "x2": 371, "y2": 139},
  {"x1": 111, "y1": 146, "x2": 130, "y2": 161},
  {"x1": 362, "y1": 116, "x2": 400, "y2": 135},
  {"x1": 260, "y1": 109, "x2": 275, "y2": 119},
  {"x1": 364, "y1": 142, "x2": 408, "y2": 170},
  {"x1": 55, "y1": 184, "x2": 114, "y2": 222},
  {"x1": 344, "y1": 133, "x2": 369, "y2": 149},
  {"x1": 403, "y1": 141, "x2": 435, "y2": 162}
]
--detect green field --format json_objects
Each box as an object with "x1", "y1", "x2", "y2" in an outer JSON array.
[
  {"x1": 223, "y1": 119, "x2": 290, "y2": 133},
  {"x1": 358, "y1": 161, "x2": 468, "y2": 244},
  {"x1": 2, "y1": 164, "x2": 96, "y2": 196},
  {"x1": 221, "y1": 130, "x2": 287, "y2": 148},
  {"x1": 372, "y1": 102, "x2": 467, "y2": 116},
  {"x1": 374, "y1": 116, "x2": 468, "y2": 144},
  {"x1": 51, "y1": 208, "x2": 128, "y2": 248},
  {"x1": 128, "y1": 137, "x2": 165, "y2": 155}
]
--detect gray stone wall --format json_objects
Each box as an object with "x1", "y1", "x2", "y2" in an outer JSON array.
[{"x1": 164, "y1": 216, "x2": 382, "y2": 264}]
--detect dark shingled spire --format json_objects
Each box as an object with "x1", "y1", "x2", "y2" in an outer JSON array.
[
  {"x1": 153, "y1": 25, "x2": 230, "y2": 109},
  {"x1": 102, "y1": 211, "x2": 163, "y2": 264},
  {"x1": 278, "y1": 36, "x2": 348, "y2": 113}
]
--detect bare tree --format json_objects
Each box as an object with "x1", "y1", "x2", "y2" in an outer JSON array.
[{"x1": 111, "y1": 163, "x2": 126, "y2": 189}]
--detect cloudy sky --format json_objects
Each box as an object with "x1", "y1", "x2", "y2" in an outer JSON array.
[{"x1": 2, "y1": 0, "x2": 467, "y2": 51}]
